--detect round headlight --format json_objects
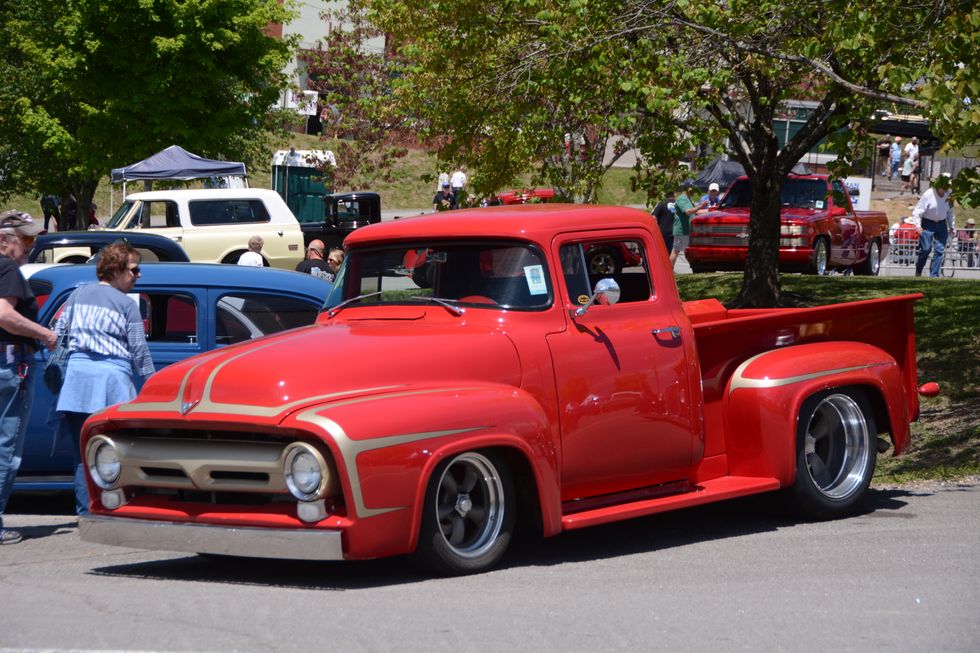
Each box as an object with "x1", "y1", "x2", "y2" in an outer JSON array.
[
  {"x1": 284, "y1": 444, "x2": 325, "y2": 501},
  {"x1": 87, "y1": 437, "x2": 121, "y2": 489}
]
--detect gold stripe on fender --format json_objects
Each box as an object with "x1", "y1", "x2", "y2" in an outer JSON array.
[
  {"x1": 728, "y1": 352, "x2": 882, "y2": 396},
  {"x1": 294, "y1": 409, "x2": 487, "y2": 518}
]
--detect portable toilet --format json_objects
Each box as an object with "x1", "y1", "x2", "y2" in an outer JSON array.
[{"x1": 271, "y1": 149, "x2": 336, "y2": 223}]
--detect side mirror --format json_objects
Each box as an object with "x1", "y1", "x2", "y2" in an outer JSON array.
[{"x1": 572, "y1": 278, "x2": 621, "y2": 317}]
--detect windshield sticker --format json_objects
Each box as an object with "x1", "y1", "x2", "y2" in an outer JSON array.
[
  {"x1": 814, "y1": 200, "x2": 825, "y2": 209},
  {"x1": 577, "y1": 294, "x2": 591, "y2": 305},
  {"x1": 524, "y1": 265, "x2": 547, "y2": 295}
]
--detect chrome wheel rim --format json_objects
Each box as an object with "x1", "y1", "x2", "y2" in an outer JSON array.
[
  {"x1": 816, "y1": 241, "x2": 828, "y2": 275},
  {"x1": 434, "y1": 453, "x2": 504, "y2": 559},
  {"x1": 589, "y1": 252, "x2": 616, "y2": 275},
  {"x1": 804, "y1": 394, "x2": 871, "y2": 499},
  {"x1": 869, "y1": 241, "x2": 881, "y2": 274}
]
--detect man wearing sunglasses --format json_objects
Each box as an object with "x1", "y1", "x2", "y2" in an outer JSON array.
[{"x1": 0, "y1": 211, "x2": 57, "y2": 545}]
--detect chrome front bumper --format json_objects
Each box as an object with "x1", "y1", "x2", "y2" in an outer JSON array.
[{"x1": 79, "y1": 514, "x2": 344, "y2": 561}]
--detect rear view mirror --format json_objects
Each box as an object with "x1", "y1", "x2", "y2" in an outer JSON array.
[{"x1": 572, "y1": 278, "x2": 621, "y2": 317}]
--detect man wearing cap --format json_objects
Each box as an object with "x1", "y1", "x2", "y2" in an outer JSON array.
[
  {"x1": 697, "y1": 183, "x2": 722, "y2": 213},
  {"x1": 0, "y1": 210, "x2": 57, "y2": 545},
  {"x1": 433, "y1": 182, "x2": 458, "y2": 212},
  {"x1": 295, "y1": 239, "x2": 333, "y2": 280},
  {"x1": 912, "y1": 175, "x2": 956, "y2": 277},
  {"x1": 956, "y1": 218, "x2": 977, "y2": 268}
]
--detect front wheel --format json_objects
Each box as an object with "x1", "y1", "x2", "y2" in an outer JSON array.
[
  {"x1": 414, "y1": 451, "x2": 514, "y2": 575},
  {"x1": 808, "y1": 238, "x2": 829, "y2": 275},
  {"x1": 789, "y1": 389, "x2": 877, "y2": 519}
]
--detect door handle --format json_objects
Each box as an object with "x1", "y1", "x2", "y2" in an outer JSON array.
[{"x1": 651, "y1": 326, "x2": 681, "y2": 339}]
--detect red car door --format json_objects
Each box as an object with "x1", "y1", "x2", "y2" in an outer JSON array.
[{"x1": 546, "y1": 232, "x2": 699, "y2": 502}]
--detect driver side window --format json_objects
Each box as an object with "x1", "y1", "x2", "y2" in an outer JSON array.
[{"x1": 560, "y1": 240, "x2": 652, "y2": 306}]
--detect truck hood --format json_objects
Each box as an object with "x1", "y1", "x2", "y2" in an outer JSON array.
[{"x1": 128, "y1": 321, "x2": 522, "y2": 419}]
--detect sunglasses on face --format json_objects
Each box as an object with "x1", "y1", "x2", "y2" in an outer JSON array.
[{"x1": 128, "y1": 265, "x2": 141, "y2": 275}]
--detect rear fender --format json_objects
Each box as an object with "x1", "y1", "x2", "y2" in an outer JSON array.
[
  {"x1": 723, "y1": 342, "x2": 910, "y2": 485},
  {"x1": 281, "y1": 383, "x2": 560, "y2": 558}
]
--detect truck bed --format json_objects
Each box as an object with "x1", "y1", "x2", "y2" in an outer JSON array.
[{"x1": 684, "y1": 294, "x2": 922, "y2": 459}]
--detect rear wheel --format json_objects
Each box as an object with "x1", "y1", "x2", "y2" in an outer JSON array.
[
  {"x1": 855, "y1": 239, "x2": 881, "y2": 276},
  {"x1": 808, "y1": 238, "x2": 829, "y2": 275},
  {"x1": 789, "y1": 389, "x2": 877, "y2": 519},
  {"x1": 414, "y1": 451, "x2": 514, "y2": 575}
]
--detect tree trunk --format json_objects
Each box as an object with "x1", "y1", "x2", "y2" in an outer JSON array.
[
  {"x1": 72, "y1": 179, "x2": 99, "y2": 232},
  {"x1": 735, "y1": 174, "x2": 783, "y2": 307}
]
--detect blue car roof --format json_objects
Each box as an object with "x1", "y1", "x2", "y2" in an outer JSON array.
[{"x1": 30, "y1": 262, "x2": 333, "y2": 301}]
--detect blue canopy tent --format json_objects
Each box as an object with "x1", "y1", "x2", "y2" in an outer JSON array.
[{"x1": 110, "y1": 145, "x2": 248, "y2": 213}]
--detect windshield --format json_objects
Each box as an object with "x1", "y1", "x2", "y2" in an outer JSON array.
[
  {"x1": 324, "y1": 241, "x2": 552, "y2": 311},
  {"x1": 106, "y1": 201, "x2": 138, "y2": 229},
  {"x1": 721, "y1": 178, "x2": 830, "y2": 210}
]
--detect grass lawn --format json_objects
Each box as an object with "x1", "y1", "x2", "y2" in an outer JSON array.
[{"x1": 677, "y1": 273, "x2": 980, "y2": 484}]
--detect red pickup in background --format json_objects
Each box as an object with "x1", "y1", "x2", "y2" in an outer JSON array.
[{"x1": 686, "y1": 174, "x2": 890, "y2": 275}]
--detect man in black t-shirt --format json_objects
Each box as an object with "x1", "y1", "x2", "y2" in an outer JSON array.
[
  {"x1": 433, "y1": 183, "x2": 458, "y2": 211},
  {"x1": 295, "y1": 239, "x2": 334, "y2": 281},
  {"x1": 0, "y1": 211, "x2": 57, "y2": 545},
  {"x1": 651, "y1": 192, "x2": 676, "y2": 253}
]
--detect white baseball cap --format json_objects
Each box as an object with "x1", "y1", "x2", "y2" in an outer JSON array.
[{"x1": 708, "y1": 183, "x2": 720, "y2": 192}]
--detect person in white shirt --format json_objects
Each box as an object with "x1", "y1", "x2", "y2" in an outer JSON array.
[
  {"x1": 912, "y1": 175, "x2": 955, "y2": 277},
  {"x1": 237, "y1": 235, "x2": 265, "y2": 267},
  {"x1": 904, "y1": 136, "x2": 919, "y2": 163},
  {"x1": 451, "y1": 168, "x2": 467, "y2": 206}
]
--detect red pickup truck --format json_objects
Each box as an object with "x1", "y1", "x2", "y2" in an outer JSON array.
[
  {"x1": 686, "y1": 174, "x2": 890, "y2": 275},
  {"x1": 79, "y1": 205, "x2": 932, "y2": 574}
]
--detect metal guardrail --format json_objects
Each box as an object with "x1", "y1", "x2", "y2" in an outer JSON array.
[{"x1": 882, "y1": 226, "x2": 978, "y2": 277}]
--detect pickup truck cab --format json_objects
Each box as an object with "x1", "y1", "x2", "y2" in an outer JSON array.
[
  {"x1": 104, "y1": 188, "x2": 305, "y2": 269},
  {"x1": 687, "y1": 174, "x2": 890, "y2": 275},
  {"x1": 79, "y1": 205, "x2": 929, "y2": 574}
]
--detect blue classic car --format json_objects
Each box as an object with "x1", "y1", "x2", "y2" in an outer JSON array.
[{"x1": 15, "y1": 263, "x2": 332, "y2": 491}]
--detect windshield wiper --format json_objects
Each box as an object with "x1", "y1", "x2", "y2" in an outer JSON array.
[
  {"x1": 325, "y1": 291, "x2": 384, "y2": 317},
  {"x1": 406, "y1": 296, "x2": 466, "y2": 316}
]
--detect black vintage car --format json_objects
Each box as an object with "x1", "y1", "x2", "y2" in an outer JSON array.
[
  {"x1": 28, "y1": 230, "x2": 190, "y2": 264},
  {"x1": 300, "y1": 191, "x2": 381, "y2": 249}
]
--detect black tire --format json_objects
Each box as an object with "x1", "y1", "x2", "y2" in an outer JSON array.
[
  {"x1": 222, "y1": 251, "x2": 246, "y2": 265},
  {"x1": 854, "y1": 239, "x2": 881, "y2": 276},
  {"x1": 414, "y1": 450, "x2": 515, "y2": 575},
  {"x1": 789, "y1": 388, "x2": 877, "y2": 519},
  {"x1": 689, "y1": 265, "x2": 715, "y2": 274},
  {"x1": 808, "y1": 238, "x2": 829, "y2": 275},
  {"x1": 587, "y1": 247, "x2": 622, "y2": 276}
]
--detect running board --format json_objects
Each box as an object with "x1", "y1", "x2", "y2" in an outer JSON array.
[{"x1": 561, "y1": 476, "x2": 781, "y2": 530}]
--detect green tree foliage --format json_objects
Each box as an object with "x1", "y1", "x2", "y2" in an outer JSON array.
[
  {"x1": 370, "y1": 0, "x2": 978, "y2": 306},
  {"x1": 0, "y1": 0, "x2": 295, "y2": 222},
  {"x1": 303, "y1": 1, "x2": 407, "y2": 190},
  {"x1": 370, "y1": 0, "x2": 672, "y2": 203}
]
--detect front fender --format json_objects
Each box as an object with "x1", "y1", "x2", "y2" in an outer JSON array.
[
  {"x1": 280, "y1": 383, "x2": 560, "y2": 560},
  {"x1": 724, "y1": 342, "x2": 910, "y2": 485}
]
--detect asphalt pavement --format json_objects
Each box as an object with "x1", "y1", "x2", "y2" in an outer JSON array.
[{"x1": 1, "y1": 482, "x2": 978, "y2": 652}]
